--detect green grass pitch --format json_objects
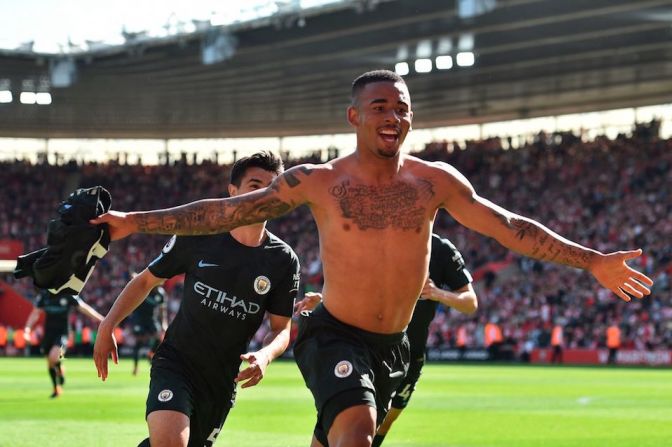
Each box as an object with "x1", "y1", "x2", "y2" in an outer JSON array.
[{"x1": 0, "y1": 357, "x2": 670, "y2": 446}]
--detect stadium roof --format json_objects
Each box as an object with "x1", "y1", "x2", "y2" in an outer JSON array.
[{"x1": 1, "y1": 0, "x2": 672, "y2": 139}]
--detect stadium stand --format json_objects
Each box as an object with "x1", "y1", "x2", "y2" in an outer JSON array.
[{"x1": 1, "y1": 124, "x2": 669, "y2": 359}]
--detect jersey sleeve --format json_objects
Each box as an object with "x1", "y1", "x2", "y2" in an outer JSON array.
[
  {"x1": 148, "y1": 235, "x2": 190, "y2": 279},
  {"x1": 266, "y1": 249, "x2": 300, "y2": 318},
  {"x1": 438, "y1": 238, "x2": 473, "y2": 291}
]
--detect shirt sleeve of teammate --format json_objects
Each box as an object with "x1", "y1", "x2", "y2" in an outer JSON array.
[
  {"x1": 438, "y1": 237, "x2": 473, "y2": 291},
  {"x1": 265, "y1": 247, "x2": 301, "y2": 318},
  {"x1": 148, "y1": 235, "x2": 189, "y2": 279}
]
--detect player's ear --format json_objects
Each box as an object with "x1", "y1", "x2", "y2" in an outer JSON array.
[
  {"x1": 227, "y1": 184, "x2": 237, "y2": 197},
  {"x1": 347, "y1": 105, "x2": 359, "y2": 127}
]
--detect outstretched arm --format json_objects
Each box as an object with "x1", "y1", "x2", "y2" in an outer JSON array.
[
  {"x1": 438, "y1": 163, "x2": 653, "y2": 302},
  {"x1": 93, "y1": 269, "x2": 165, "y2": 381},
  {"x1": 236, "y1": 313, "x2": 291, "y2": 389},
  {"x1": 91, "y1": 165, "x2": 315, "y2": 240}
]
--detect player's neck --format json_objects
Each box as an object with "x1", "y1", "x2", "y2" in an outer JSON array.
[
  {"x1": 230, "y1": 223, "x2": 267, "y2": 247},
  {"x1": 353, "y1": 148, "x2": 403, "y2": 182}
]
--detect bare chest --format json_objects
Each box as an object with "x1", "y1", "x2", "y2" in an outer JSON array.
[{"x1": 323, "y1": 178, "x2": 436, "y2": 232}]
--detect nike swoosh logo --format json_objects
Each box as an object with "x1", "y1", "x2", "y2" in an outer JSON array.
[
  {"x1": 198, "y1": 260, "x2": 219, "y2": 268},
  {"x1": 389, "y1": 371, "x2": 404, "y2": 378}
]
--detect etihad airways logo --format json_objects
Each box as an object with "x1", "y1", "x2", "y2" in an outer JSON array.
[{"x1": 194, "y1": 281, "x2": 261, "y2": 320}]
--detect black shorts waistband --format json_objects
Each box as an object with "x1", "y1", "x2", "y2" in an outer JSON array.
[{"x1": 311, "y1": 303, "x2": 406, "y2": 346}]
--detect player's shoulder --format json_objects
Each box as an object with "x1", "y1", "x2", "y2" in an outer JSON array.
[
  {"x1": 284, "y1": 162, "x2": 333, "y2": 179},
  {"x1": 402, "y1": 155, "x2": 460, "y2": 177},
  {"x1": 264, "y1": 231, "x2": 299, "y2": 262},
  {"x1": 431, "y1": 233, "x2": 459, "y2": 253},
  {"x1": 171, "y1": 232, "x2": 227, "y2": 250}
]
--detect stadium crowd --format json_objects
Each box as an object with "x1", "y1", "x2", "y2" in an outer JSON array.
[{"x1": 1, "y1": 126, "x2": 670, "y2": 357}]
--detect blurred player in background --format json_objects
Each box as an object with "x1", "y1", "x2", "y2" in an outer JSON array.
[
  {"x1": 93, "y1": 151, "x2": 300, "y2": 447},
  {"x1": 295, "y1": 233, "x2": 477, "y2": 447},
  {"x1": 24, "y1": 289, "x2": 104, "y2": 398},
  {"x1": 128, "y1": 280, "x2": 168, "y2": 375}
]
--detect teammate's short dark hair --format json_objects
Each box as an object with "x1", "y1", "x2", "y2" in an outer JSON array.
[
  {"x1": 351, "y1": 70, "x2": 406, "y2": 104},
  {"x1": 229, "y1": 151, "x2": 284, "y2": 186}
]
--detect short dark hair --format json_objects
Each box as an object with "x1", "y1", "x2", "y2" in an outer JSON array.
[
  {"x1": 229, "y1": 151, "x2": 284, "y2": 186},
  {"x1": 351, "y1": 69, "x2": 406, "y2": 104}
]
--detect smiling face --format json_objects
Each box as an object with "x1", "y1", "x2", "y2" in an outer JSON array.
[{"x1": 348, "y1": 80, "x2": 413, "y2": 159}]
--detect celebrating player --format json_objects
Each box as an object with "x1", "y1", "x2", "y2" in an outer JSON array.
[{"x1": 93, "y1": 70, "x2": 652, "y2": 447}]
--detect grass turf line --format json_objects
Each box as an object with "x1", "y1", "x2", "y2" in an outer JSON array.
[{"x1": 0, "y1": 357, "x2": 670, "y2": 446}]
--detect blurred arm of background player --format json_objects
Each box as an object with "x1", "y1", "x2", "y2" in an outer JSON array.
[
  {"x1": 94, "y1": 269, "x2": 165, "y2": 381},
  {"x1": 24, "y1": 296, "x2": 104, "y2": 336},
  {"x1": 294, "y1": 279, "x2": 477, "y2": 315},
  {"x1": 23, "y1": 307, "x2": 43, "y2": 338},
  {"x1": 77, "y1": 297, "x2": 105, "y2": 323},
  {"x1": 419, "y1": 279, "x2": 477, "y2": 315},
  {"x1": 159, "y1": 293, "x2": 169, "y2": 339}
]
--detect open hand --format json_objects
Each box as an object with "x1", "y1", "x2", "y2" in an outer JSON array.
[
  {"x1": 293, "y1": 292, "x2": 322, "y2": 315},
  {"x1": 93, "y1": 323, "x2": 118, "y2": 381},
  {"x1": 590, "y1": 249, "x2": 654, "y2": 302}
]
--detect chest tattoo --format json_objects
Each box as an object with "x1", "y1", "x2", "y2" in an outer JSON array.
[{"x1": 329, "y1": 179, "x2": 435, "y2": 230}]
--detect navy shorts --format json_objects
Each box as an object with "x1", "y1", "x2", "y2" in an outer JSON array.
[
  {"x1": 293, "y1": 304, "x2": 409, "y2": 445},
  {"x1": 145, "y1": 363, "x2": 233, "y2": 447},
  {"x1": 390, "y1": 355, "x2": 424, "y2": 409},
  {"x1": 41, "y1": 330, "x2": 68, "y2": 356}
]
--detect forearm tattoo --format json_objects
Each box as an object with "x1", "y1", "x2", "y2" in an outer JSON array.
[
  {"x1": 136, "y1": 187, "x2": 293, "y2": 235},
  {"x1": 330, "y1": 179, "x2": 435, "y2": 231},
  {"x1": 495, "y1": 212, "x2": 592, "y2": 269}
]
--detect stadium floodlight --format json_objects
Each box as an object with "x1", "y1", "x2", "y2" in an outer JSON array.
[
  {"x1": 436, "y1": 55, "x2": 453, "y2": 70},
  {"x1": 414, "y1": 58, "x2": 432, "y2": 73},
  {"x1": 0, "y1": 90, "x2": 12, "y2": 103},
  {"x1": 36, "y1": 92, "x2": 52, "y2": 105},
  {"x1": 395, "y1": 62, "x2": 409, "y2": 76},
  {"x1": 20, "y1": 92, "x2": 36, "y2": 104},
  {"x1": 456, "y1": 51, "x2": 475, "y2": 67}
]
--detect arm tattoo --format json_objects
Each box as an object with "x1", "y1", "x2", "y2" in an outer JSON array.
[
  {"x1": 135, "y1": 189, "x2": 294, "y2": 235},
  {"x1": 283, "y1": 166, "x2": 313, "y2": 188},
  {"x1": 493, "y1": 212, "x2": 593, "y2": 269}
]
